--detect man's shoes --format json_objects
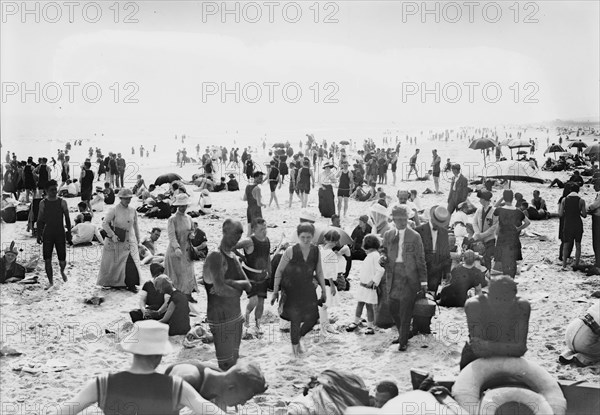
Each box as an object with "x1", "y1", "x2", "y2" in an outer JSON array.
[
  {"x1": 391, "y1": 337, "x2": 400, "y2": 345},
  {"x1": 398, "y1": 344, "x2": 408, "y2": 352}
]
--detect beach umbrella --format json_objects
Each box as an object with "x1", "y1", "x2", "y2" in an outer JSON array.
[
  {"x1": 154, "y1": 173, "x2": 182, "y2": 186},
  {"x1": 543, "y1": 144, "x2": 565, "y2": 159},
  {"x1": 339, "y1": 140, "x2": 350, "y2": 146},
  {"x1": 499, "y1": 138, "x2": 512, "y2": 146},
  {"x1": 468, "y1": 138, "x2": 496, "y2": 168},
  {"x1": 272, "y1": 142, "x2": 286, "y2": 148},
  {"x1": 516, "y1": 150, "x2": 528, "y2": 155},
  {"x1": 568, "y1": 141, "x2": 587, "y2": 149},
  {"x1": 480, "y1": 160, "x2": 544, "y2": 188},
  {"x1": 507, "y1": 138, "x2": 532, "y2": 149},
  {"x1": 584, "y1": 143, "x2": 600, "y2": 165}
]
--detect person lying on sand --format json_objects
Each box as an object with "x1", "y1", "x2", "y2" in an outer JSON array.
[
  {"x1": 559, "y1": 301, "x2": 600, "y2": 367},
  {"x1": 0, "y1": 242, "x2": 26, "y2": 283},
  {"x1": 164, "y1": 359, "x2": 267, "y2": 412}
]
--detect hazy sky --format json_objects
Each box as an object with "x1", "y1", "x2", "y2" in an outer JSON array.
[{"x1": 1, "y1": 1, "x2": 599, "y2": 138}]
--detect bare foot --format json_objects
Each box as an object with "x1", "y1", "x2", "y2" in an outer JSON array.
[
  {"x1": 44, "y1": 283, "x2": 54, "y2": 290},
  {"x1": 61, "y1": 270, "x2": 68, "y2": 282}
]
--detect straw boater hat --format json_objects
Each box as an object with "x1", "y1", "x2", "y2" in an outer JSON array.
[
  {"x1": 322, "y1": 161, "x2": 335, "y2": 169},
  {"x1": 299, "y1": 211, "x2": 317, "y2": 223},
  {"x1": 120, "y1": 320, "x2": 173, "y2": 355},
  {"x1": 172, "y1": 194, "x2": 191, "y2": 206},
  {"x1": 429, "y1": 205, "x2": 450, "y2": 229},
  {"x1": 117, "y1": 188, "x2": 134, "y2": 198}
]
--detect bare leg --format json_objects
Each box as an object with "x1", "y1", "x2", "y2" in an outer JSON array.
[
  {"x1": 337, "y1": 197, "x2": 342, "y2": 215},
  {"x1": 575, "y1": 241, "x2": 582, "y2": 268},
  {"x1": 44, "y1": 259, "x2": 54, "y2": 289},
  {"x1": 245, "y1": 296, "x2": 258, "y2": 328},
  {"x1": 59, "y1": 260, "x2": 67, "y2": 282},
  {"x1": 255, "y1": 298, "x2": 265, "y2": 332},
  {"x1": 343, "y1": 197, "x2": 349, "y2": 217}
]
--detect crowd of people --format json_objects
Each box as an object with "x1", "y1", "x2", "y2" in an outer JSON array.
[{"x1": 2, "y1": 130, "x2": 600, "y2": 414}]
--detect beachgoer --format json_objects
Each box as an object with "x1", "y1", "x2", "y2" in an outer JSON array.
[
  {"x1": 271, "y1": 222, "x2": 327, "y2": 357},
  {"x1": 97, "y1": 188, "x2": 142, "y2": 292},
  {"x1": 472, "y1": 189, "x2": 497, "y2": 271},
  {"x1": 203, "y1": 219, "x2": 252, "y2": 370},
  {"x1": 243, "y1": 171, "x2": 265, "y2": 236},
  {"x1": 318, "y1": 162, "x2": 337, "y2": 218},
  {"x1": 296, "y1": 159, "x2": 314, "y2": 208},
  {"x1": 373, "y1": 381, "x2": 399, "y2": 408},
  {"x1": 431, "y1": 149, "x2": 441, "y2": 194},
  {"x1": 559, "y1": 183, "x2": 587, "y2": 270},
  {"x1": 190, "y1": 221, "x2": 209, "y2": 260},
  {"x1": 336, "y1": 160, "x2": 353, "y2": 217},
  {"x1": 116, "y1": 153, "x2": 126, "y2": 188},
  {"x1": 380, "y1": 206, "x2": 427, "y2": 351},
  {"x1": 129, "y1": 263, "x2": 170, "y2": 322},
  {"x1": 447, "y1": 164, "x2": 469, "y2": 214},
  {"x1": 587, "y1": 179, "x2": 600, "y2": 271},
  {"x1": 155, "y1": 276, "x2": 191, "y2": 336},
  {"x1": 438, "y1": 250, "x2": 487, "y2": 307},
  {"x1": 164, "y1": 194, "x2": 198, "y2": 303},
  {"x1": 164, "y1": 360, "x2": 267, "y2": 412},
  {"x1": 346, "y1": 235, "x2": 384, "y2": 335},
  {"x1": 79, "y1": 161, "x2": 94, "y2": 211},
  {"x1": 407, "y1": 149, "x2": 420, "y2": 179},
  {"x1": 71, "y1": 214, "x2": 104, "y2": 246},
  {"x1": 559, "y1": 301, "x2": 600, "y2": 367},
  {"x1": 494, "y1": 190, "x2": 530, "y2": 278},
  {"x1": 235, "y1": 218, "x2": 271, "y2": 333},
  {"x1": 267, "y1": 160, "x2": 281, "y2": 209},
  {"x1": 37, "y1": 180, "x2": 71, "y2": 289},
  {"x1": 460, "y1": 276, "x2": 530, "y2": 369},
  {"x1": 350, "y1": 215, "x2": 372, "y2": 261},
  {"x1": 227, "y1": 174, "x2": 239, "y2": 191},
  {"x1": 0, "y1": 242, "x2": 26, "y2": 283},
  {"x1": 53, "y1": 320, "x2": 225, "y2": 415}
]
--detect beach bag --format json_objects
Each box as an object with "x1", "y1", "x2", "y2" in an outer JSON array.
[{"x1": 375, "y1": 275, "x2": 394, "y2": 329}]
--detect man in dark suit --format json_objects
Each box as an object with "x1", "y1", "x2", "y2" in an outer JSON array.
[
  {"x1": 414, "y1": 205, "x2": 452, "y2": 335},
  {"x1": 380, "y1": 205, "x2": 427, "y2": 351},
  {"x1": 447, "y1": 163, "x2": 469, "y2": 214}
]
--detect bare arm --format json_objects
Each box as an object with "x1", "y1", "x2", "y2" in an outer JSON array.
[
  {"x1": 234, "y1": 237, "x2": 254, "y2": 254},
  {"x1": 178, "y1": 380, "x2": 226, "y2": 414},
  {"x1": 37, "y1": 200, "x2": 46, "y2": 235},
  {"x1": 517, "y1": 215, "x2": 530, "y2": 232},
  {"x1": 138, "y1": 291, "x2": 148, "y2": 310},
  {"x1": 62, "y1": 200, "x2": 71, "y2": 232},
  {"x1": 272, "y1": 247, "x2": 292, "y2": 294},
  {"x1": 156, "y1": 293, "x2": 171, "y2": 315},
  {"x1": 202, "y1": 252, "x2": 242, "y2": 297},
  {"x1": 580, "y1": 199, "x2": 587, "y2": 218},
  {"x1": 159, "y1": 301, "x2": 176, "y2": 324}
]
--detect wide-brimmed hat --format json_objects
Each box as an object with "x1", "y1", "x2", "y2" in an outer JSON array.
[
  {"x1": 430, "y1": 205, "x2": 450, "y2": 228},
  {"x1": 322, "y1": 162, "x2": 335, "y2": 169},
  {"x1": 117, "y1": 188, "x2": 134, "y2": 198},
  {"x1": 120, "y1": 321, "x2": 173, "y2": 355},
  {"x1": 172, "y1": 194, "x2": 191, "y2": 206},
  {"x1": 299, "y1": 211, "x2": 317, "y2": 223},
  {"x1": 228, "y1": 174, "x2": 236, "y2": 179}
]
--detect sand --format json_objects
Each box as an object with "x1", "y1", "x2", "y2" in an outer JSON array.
[{"x1": 1, "y1": 130, "x2": 600, "y2": 414}]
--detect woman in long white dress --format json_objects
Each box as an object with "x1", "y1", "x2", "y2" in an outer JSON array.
[
  {"x1": 163, "y1": 194, "x2": 198, "y2": 303},
  {"x1": 97, "y1": 189, "x2": 142, "y2": 292}
]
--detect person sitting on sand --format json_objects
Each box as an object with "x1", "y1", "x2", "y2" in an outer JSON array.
[
  {"x1": 549, "y1": 170, "x2": 585, "y2": 189},
  {"x1": 460, "y1": 275, "x2": 530, "y2": 369},
  {"x1": 213, "y1": 177, "x2": 227, "y2": 192},
  {"x1": 51, "y1": 321, "x2": 225, "y2": 415},
  {"x1": 190, "y1": 221, "x2": 209, "y2": 260},
  {"x1": 145, "y1": 194, "x2": 171, "y2": 219},
  {"x1": 351, "y1": 181, "x2": 377, "y2": 202},
  {"x1": 58, "y1": 179, "x2": 78, "y2": 197},
  {"x1": 227, "y1": 174, "x2": 240, "y2": 191},
  {"x1": 141, "y1": 227, "x2": 164, "y2": 259},
  {"x1": 71, "y1": 214, "x2": 104, "y2": 246},
  {"x1": 438, "y1": 250, "x2": 487, "y2": 307},
  {"x1": 198, "y1": 189, "x2": 212, "y2": 214},
  {"x1": 372, "y1": 380, "x2": 399, "y2": 408},
  {"x1": 130, "y1": 263, "x2": 170, "y2": 322},
  {"x1": 103, "y1": 182, "x2": 115, "y2": 205},
  {"x1": 154, "y1": 275, "x2": 191, "y2": 336},
  {"x1": 559, "y1": 301, "x2": 600, "y2": 367},
  {"x1": 164, "y1": 360, "x2": 267, "y2": 412},
  {"x1": 138, "y1": 183, "x2": 157, "y2": 201},
  {"x1": 132, "y1": 174, "x2": 146, "y2": 196},
  {"x1": 0, "y1": 242, "x2": 26, "y2": 283},
  {"x1": 74, "y1": 201, "x2": 93, "y2": 225}
]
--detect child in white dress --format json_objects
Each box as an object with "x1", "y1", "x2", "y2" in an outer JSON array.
[
  {"x1": 346, "y1": 235, "x2": 384, "y2": 335},
  {"x1": 319, "y1": 230, "x2": 347, "y2": 335}
]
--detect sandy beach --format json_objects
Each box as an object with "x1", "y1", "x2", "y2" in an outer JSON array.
[{"x1": 1, "y1": 129, "x2": 600, "y2": 414}]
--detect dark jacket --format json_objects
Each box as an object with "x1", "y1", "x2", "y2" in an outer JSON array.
[
  {"x1": 448, "y1": 174, "x2": 469, "y2": 206},
  {"x1": 381, "y1": 227, "x2": 427, "y2": 300},
  {"x1": 415, "y1": 223, "x2": 451, "y2": 291}
]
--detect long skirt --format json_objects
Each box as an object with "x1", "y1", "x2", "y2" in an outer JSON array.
[
  {"x1": 318, "y1": 185, "x2": 335, "y2": 218},
  {"x1": 97, "y1": 239, "x2": 142, "y2": 288}
]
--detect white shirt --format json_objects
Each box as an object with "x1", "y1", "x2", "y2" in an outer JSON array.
[
  {"x1": 430, "y1": 226, "x2": 438, "y2": 252},
  {"x1": 395, "y1": 228, "x2": 406, "y2": 263},
  {"x1": 72, "y1": 222, "x2": 103, "y2": 245}
]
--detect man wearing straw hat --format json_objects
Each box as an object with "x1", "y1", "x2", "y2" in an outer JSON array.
[{"x1": 52, "y1": 321, "x2": 225, "y2": 414}]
